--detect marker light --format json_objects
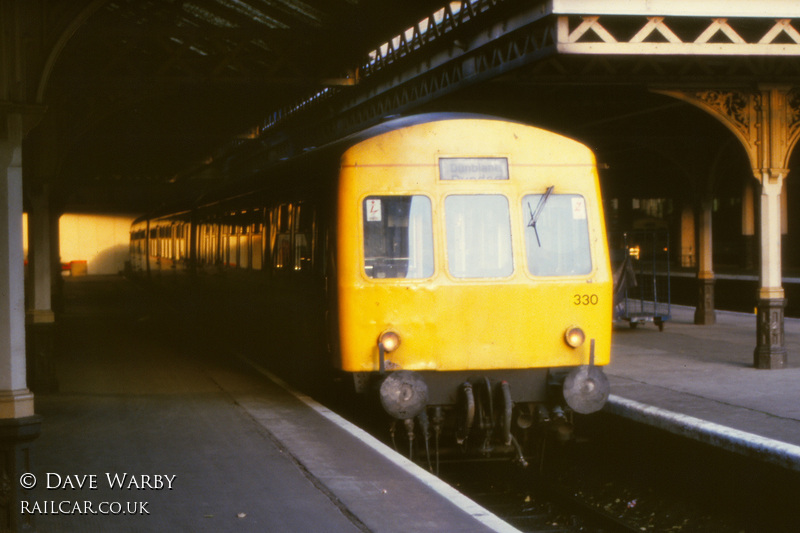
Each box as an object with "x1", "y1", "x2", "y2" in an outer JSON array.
[
  {"x1": 565, "y1": 326, "x2": 586, "y2": 348},
  {"x1": 379, "y1": 331, "x2": 401, "y2": 353}
]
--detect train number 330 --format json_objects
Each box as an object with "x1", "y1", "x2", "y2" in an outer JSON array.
[{"x1": 573, "y1": 294, "x2": 599, "y2": 305}]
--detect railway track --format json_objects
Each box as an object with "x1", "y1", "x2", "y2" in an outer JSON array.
[
  {"x1": 438, "y1": 459, "x2": 644, "y2": 533},
  {"x1": 329, "y1": 391, "x2": 747, "y2": 532},
  {"x1": 437, "y1": 414, "x2": 800, "y2": 533}
]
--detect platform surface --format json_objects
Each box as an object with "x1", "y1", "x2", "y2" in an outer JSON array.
[
  {"x1": 25, "y1": 276, "x2": 517, "y2": 533},
  {"x1": 607, "y1": 304, "x2": 800, "y2": 468}
]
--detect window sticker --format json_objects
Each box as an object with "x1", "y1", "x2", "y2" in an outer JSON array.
[
  {"x1": 571, "y1": 197, "x2": 586, "y2": 220},
  {"x1": 366, "y1": 199, "x2": 382, "y2": 222}
]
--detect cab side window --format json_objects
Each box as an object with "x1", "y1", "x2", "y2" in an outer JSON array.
[{"x1": 362, "y1": 195, "x2": 434, "y2": 279}]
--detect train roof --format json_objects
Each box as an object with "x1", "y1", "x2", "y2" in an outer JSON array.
[
  {"x1": 132, "y1": 112, "x2": 579, "y2": 224},
  {"x1": 250, "y1": 112, "x2": 520, "y2": 166},
  {"x1": 329, "y1": 112, "x2": 514, "y2": 147}
]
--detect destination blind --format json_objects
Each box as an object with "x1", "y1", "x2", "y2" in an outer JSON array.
[{"x1": 439, "y1": 158, "x2": 509, "y2": 180}]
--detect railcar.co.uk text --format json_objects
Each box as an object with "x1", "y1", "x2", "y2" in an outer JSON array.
[{"x1": 19, "y1": 472, "x2": 176, "y2": 516}]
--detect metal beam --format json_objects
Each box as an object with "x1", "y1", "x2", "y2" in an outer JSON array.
[
  {"x1": 237, "y1": 0, "x2": 557, "y2": 156},
  {"x1": 240, "y1": 0, "x2": 800, "y2": 160},
  {"x1": 549, "y1": 0, "x2": 800, "y2": 19},
  {"x1": 555, "y1": 15, "x2": 800, "y2": 56}
]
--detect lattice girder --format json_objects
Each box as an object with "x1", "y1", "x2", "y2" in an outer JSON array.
[{"x1": 557, "y1": 15, "x2": 800, "y2": 56}]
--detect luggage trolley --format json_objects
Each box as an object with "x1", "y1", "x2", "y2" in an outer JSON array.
[{"x1": 615, "y1": 229, "x2": 671, "y2": 331}]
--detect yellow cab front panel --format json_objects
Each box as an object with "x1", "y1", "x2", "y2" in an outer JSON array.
[{"x1": 336, "y1": 118, "x2": 612, "y2": 373}]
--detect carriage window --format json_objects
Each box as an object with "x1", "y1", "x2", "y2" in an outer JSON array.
[
  {"x1": 149, "y1": 228, "x2": 157, "y2": 257},
  {"x1": 363, "y1": 195, "x2": 433, "y2": 279},
  {"x1": 273, "y1": 204, "x2": 292, "y2": 270},
  {"x1": 445, "y1": 195, "x2": 513, "y2": 278},
  {"x1": 294, "y1": 204, "x2": 315, "y2": 272},
  {"x1": 251, "y1": 222, "x2": 263, "y2": 271},
  {"x1": 197, "y1": 223, "x2": 212, "y2": 266},
  {"x1": 239, "y1": 224, "x2": 250, "y2": 269},
  {"x1": 176, "y1": 224, "x2": 187, "y2": 261},
  {"x1": 207, "y1": 223, "x2": 220, "y2": 266},
  {"x1": 225, "y1": 224, "x2": 238, "y2": 267},
  {"x1": 523, "y1": 194, "x2": 592, "y2": 276}
]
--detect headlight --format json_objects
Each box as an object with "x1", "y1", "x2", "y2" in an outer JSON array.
[
  {"x1": 379, "y1": 330, "x2": 401, "y2": 353},
  {"x1": 564, "y1": 326, "x2": 586, "y2": 348}
]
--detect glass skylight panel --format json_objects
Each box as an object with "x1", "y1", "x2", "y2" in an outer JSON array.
[
  {"x1": 268, "y1": 0, "x2": 323, "y2": 25},
  {"x1": 182, "y1": 3, "x2": 237, "y2": 28},
  {"x1": 221, "y1": 0, "x2": 288, "y2": 29}
]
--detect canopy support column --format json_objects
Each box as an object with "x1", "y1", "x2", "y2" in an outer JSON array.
[
  {"x1": 26, "y1": 185, "x2": 58, "y2": 392},
  {"x1": 742, "y1": 179, "x2": 756, "y2": 269},
  {"x1": 695, "y1": 199, "x2": 716, "y2": 325},
  {"x1": 754, "y1": 171, "x2": 787, "y2": 368},
  {"x1": 26, "y1": 186, "x2": 54, "y2": 324},
  {"x1": 0, "y1": 113, "x2": 41, "y2": 533}
]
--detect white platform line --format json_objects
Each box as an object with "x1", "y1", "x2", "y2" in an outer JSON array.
[
  {"x1": 606, "y1": 394, "x2": 800, "y2": 472},
  {"x1": 240, "y1": 356, "x2": 523, "y2": 533}
]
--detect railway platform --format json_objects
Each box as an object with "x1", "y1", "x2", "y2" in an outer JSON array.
[
  {"x1": 607, "y1": 304, "x2": 800, "y2": 471},
  {"x1": 25, "y1": 275, "x2": 517, "y2": 533}
]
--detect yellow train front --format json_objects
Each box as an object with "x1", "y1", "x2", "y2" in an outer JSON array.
[{"x1": 332, "y1": 117, "x2": 612, "y2": 459}]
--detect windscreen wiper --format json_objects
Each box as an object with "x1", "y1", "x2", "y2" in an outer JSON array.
[{"x1": 527, "y1": 185, "x2": 554, "y2": 247}]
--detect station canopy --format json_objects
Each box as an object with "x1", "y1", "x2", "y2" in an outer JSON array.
[{"x1": 28, "y1": 0, "x2": 447, "y2": 211}]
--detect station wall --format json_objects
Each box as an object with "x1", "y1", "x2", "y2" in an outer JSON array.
[{"x1": 23, "y1": 213, "x2": 137, "y2": 275}]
